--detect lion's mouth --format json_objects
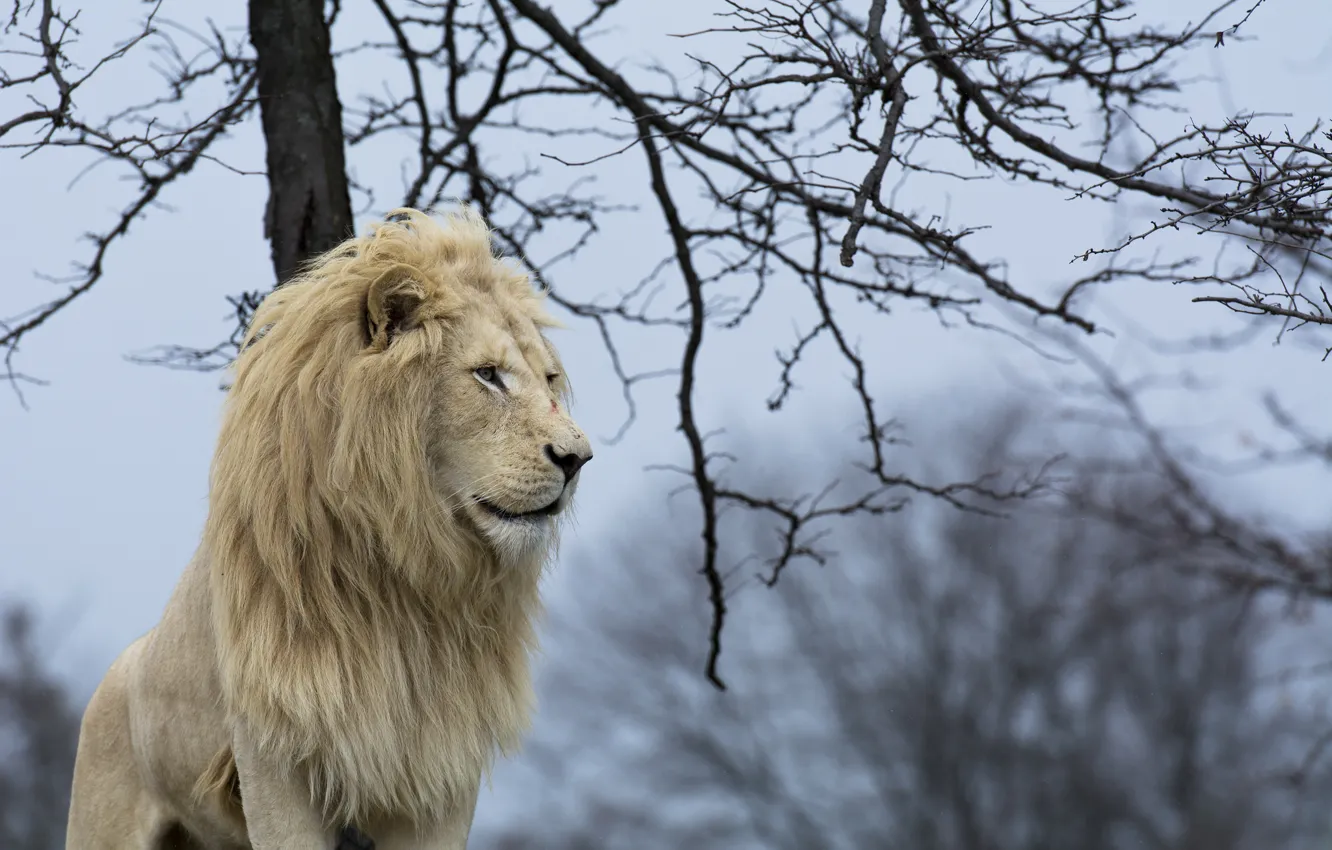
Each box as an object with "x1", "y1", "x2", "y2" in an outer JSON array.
[{"x1": 476, "y1": 496, "x2": 562, "y2": 522}]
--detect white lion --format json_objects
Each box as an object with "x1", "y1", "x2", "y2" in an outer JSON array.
[{"x1": 65, "y1": 207, "x2": 592, "y2": 849}]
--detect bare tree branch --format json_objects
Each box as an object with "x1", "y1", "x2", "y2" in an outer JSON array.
[
  {"x1": 5, "y1": 0, "x2": 1329, "y2": 685},
  {"x1": 1, "y1": 2, "x2": 256, "y2": 386}
]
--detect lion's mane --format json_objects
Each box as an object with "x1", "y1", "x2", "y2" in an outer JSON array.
[{"x1": 201, "y1": 208, "x2": 552, "y2": 826}]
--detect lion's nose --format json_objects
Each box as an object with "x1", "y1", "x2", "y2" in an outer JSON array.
[{"x1": 544, "y1": 444, "x2": 592, "y2": 482}]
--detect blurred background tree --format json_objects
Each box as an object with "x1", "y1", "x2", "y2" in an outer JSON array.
[
  {"x1": 0, "y1": 604, "x2": 81, "y2": 850},
  {"x1": 478, "y1": 407, "x2": 1332, "y2": 848},
  {"x1": 5, "y1": 400, "x2": 1332, "y2": 846}
]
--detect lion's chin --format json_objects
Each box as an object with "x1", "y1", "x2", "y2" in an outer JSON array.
[
  {"x1": 463, "y1": 492, "x2": 569, "y2": 562},
  {"x1": 458, "y1": 475, "x2": 580, "y2": 562},
  {"x1": 475, "y1": 511, "x2": 558, "y2": 563}
]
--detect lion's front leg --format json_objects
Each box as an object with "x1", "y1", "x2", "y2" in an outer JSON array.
[
  {"x1": 66, "y1": 639, "x2": 174, "y2": 850},
  {"x1": 360, "y1": 781, "x2": 480, "y2": 850},
  {"x1": 232, "y1": 725, "x2": 336, "y2": 850}
]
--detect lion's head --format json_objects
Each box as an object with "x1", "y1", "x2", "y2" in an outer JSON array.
[{"x1": 211, "y1": 206, "x2": 590, "y2": 589}]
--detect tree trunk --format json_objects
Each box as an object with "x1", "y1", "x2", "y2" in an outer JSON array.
[{"x1": 248, "y1": 0, "x2": 353, "y2": 285}]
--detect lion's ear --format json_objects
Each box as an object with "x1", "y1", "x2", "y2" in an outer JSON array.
[{"x1": 365, "y1": 264, "x2": 426, "y2": 351}]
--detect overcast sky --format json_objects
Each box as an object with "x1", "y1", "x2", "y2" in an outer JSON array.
[{"x1": 2, "y1": 0, "x2": 1330, "y2": 837}]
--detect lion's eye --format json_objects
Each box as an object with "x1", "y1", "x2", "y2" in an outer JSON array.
[{"x1": 474, "y1": 366, "x2": 503, "y2": 389}]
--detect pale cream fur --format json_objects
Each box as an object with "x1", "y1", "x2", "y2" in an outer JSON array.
[{"x1": 65, "y1": 207, "x2": 592, "y2": 849}]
